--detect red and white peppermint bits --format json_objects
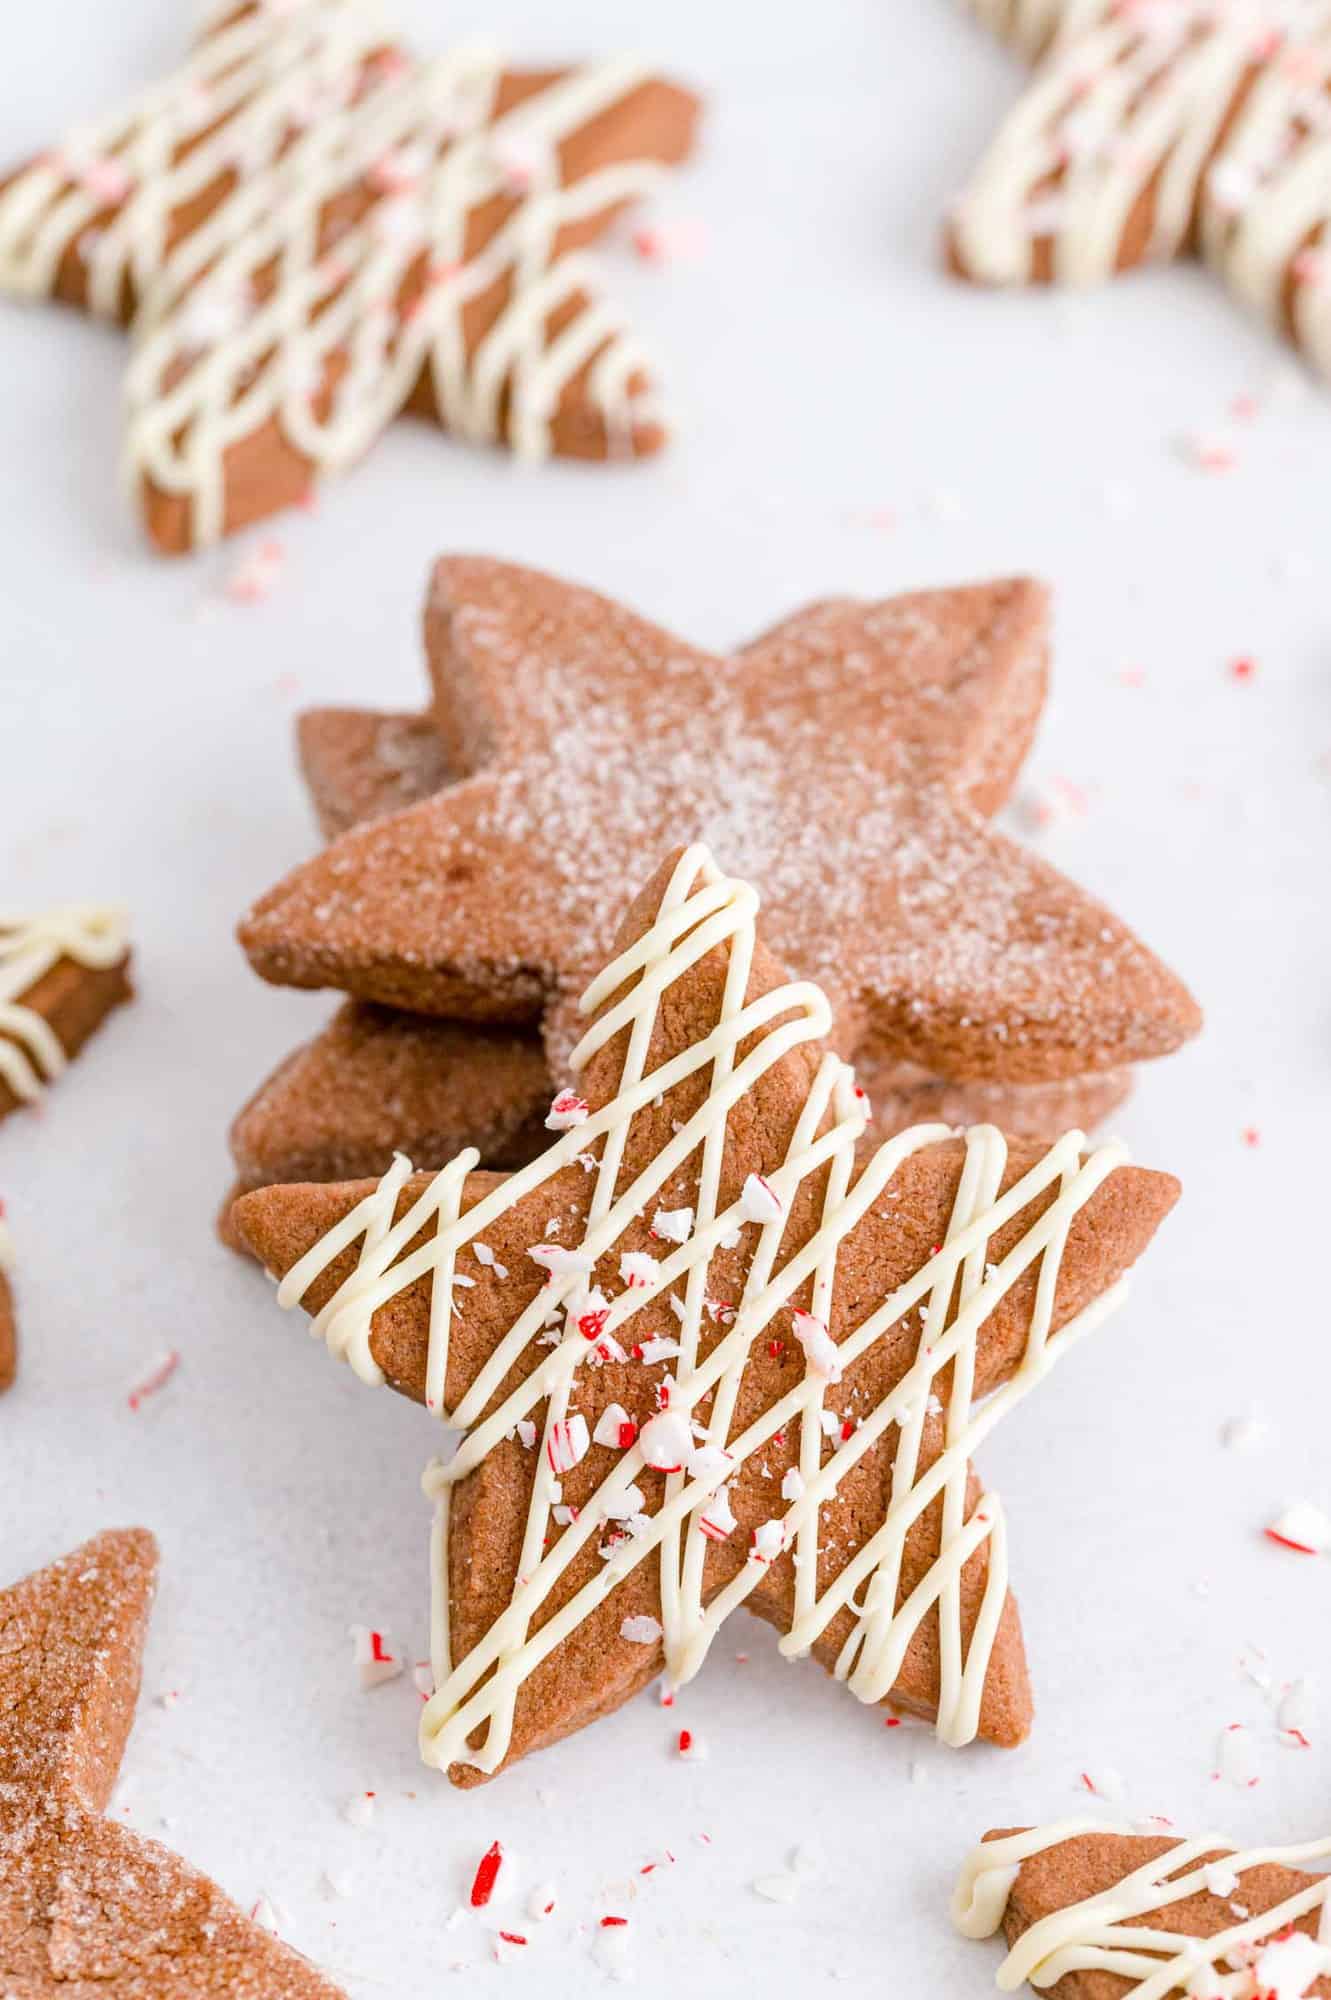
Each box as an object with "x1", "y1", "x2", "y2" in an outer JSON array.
[
  {"x1": 739, "y1": 1173, "x2": 783, "y2": 1225},
  {"x1": 750, "y1": 1520, "x2": 785, "y2": 1564},
  {"x1": 1264, "y1": 1501, "x2": 1331, "y2": 1555},
  {"x1": 687, "y1": 1441, "x2": 732, "y2": 1486},
  {"x1": 620, "y1": 1614, "x2": 664, "y2": 1646},
  {"x1": 639, "y1": 1410, "x2": 692, "y2": 1473},
  {"x1": 698, "y1": 1486, "x2": 737, "y2": 1541},
  {"x1": 469, "y1": 1839, "x2": 506, "y2": 1908},
  {"x1": 619, "y1": 1250, "x2": 657, "y2": 1288},
  {"x1": 650, "y1": 1205, "x2": 694, "y2": 1245},
  {"x1": 350, "y1": 1624, "x2": 404, "y2": 1689},
  {"x1": 546, "y1": 1414, "x2": 590, "y2": 1475},
  {"x1": 593, "y1": 1403, "x2": 638, "y2": 1450},
  {"x1": 791, "y1": 1309, "x2": 841, "y2": 1384},
  {"x1": 572, "y1": 1286, "x2": 612, "y2": 1344},
  {"x1": 528, "y1": 1242, "x2": 594, "y2": 1278},
  {"x1": 544, "y1": 1088, "x2": 589, "y2": 1130},
  {"x1": 127, "y1": 1348, "x2": 180, "y2": 1411},
  {"x1": 675, "y1": 1727, "x2": 708, "y2": 1761}
]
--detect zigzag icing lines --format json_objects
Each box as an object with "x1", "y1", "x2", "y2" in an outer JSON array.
[
  {"x1": 276, "y1": 846, "x2": 1132, "y2": 1776},
  {"x1": 954, "y1": 1821, "x2": 1331, "y2": 1996},
  {"x1": 0, "y1": 1, "x2": 668, "y2": 542},
  {"x1": 956, "y1": 0, "x2": 1331, "y2": 377},
  {"x1": 0, "y1": 906, "x2": 128, "y2": 1104}
]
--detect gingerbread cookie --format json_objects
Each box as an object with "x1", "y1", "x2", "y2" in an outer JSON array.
[
  {"x1": 232, "y1": 846, "x2": 1178, "y2": 1785},
  {"x1": 240, "y1": 557, "x2": 1201, "y2": 1090},
  {"x1": 954, "y1": 1819, "x2": 1331, "y2": 1996},
  {"x1": 0, "y1": 1527, "x2": 347, "y2": 1998},
  {"x1": 950, "y1": 1, "x2": 1331, "y2": 387},
  {"x1": 0, "y1": 906, "x2": 132, "y2": 1122},
  {"x1": 0, "y1": 3, "x2": 700, "y2": 551},
  {"x1": 219, "y1": 995, "x2": 1134, "y2": 1255},
  {"x1": 0, "y1": 1217, "x2": 15, "y2": 1394}
]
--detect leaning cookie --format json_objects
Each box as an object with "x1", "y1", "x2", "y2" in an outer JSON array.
[
  {"x1": 232, "y1": 845, "x2": 1178, "y2": 1786},
  {"x1": 0, "y1": 1527, "x2": 347, "y2": 1998},
  {"x1": 953, "y1": 1819, "x2": 1331, "y2": 1997},
  {"x1": 0, "y1": 906, "x2": 131, "y2": 1121},
  {"x1": 218, "y1": 998, "x2": 1133, "y2": 1254}
]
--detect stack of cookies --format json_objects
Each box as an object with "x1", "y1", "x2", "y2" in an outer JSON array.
[{"x1": 222, "y1": 554, "x2": 1201, "y2": 1241}]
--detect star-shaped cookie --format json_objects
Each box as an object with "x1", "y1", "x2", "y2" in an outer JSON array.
[
  {"x1": 240, "y1": 556, "x2": 1201, "y2": 1086},
  {"x1": 955, "y1": 1818, "x2": 1331, "y2": 1996},
  {"x1": 950, "y1": 0, "x2": 1331, "y2": 384},
  {"x1": 0, "y1": 1527, "x2": 346, "y2": 1998},
  {"x1": 233, "y1": 845, "x2": 1178, "y2": 1786},
  {"x1": 0, "y1": 1, "x2": 699, "y2": 550}
]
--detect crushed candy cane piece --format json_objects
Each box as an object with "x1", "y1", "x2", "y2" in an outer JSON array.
[
  {"x1": 546, "y1": 1414, "x2": 590, "y2": 1474},
  {"x1": 603, "y1": 1484, "x2": 647, "y2": 1521},
  {"x1": 751, "y1": 1870, "x2": 800, "y2": 1904},
  {"x1": 619, "y1": 1250, "x2": 656, "y2": 1288},
  {"x1": 651, "y1": 1205, "x2": 693, "y2": 1244},
  {"x1": 750, "y1": 1520, "x2": 784, "y2": 1563},
  {"x1": 676, "y1": 1728, "x2": 707, "y2": 1761},
  {"x1": 594, "y1": 1403, "x2": 637, "y2": 1450},
  {"x1": 637, "y1": 1335, "x2": 681, "y2": 1366},
  {"x1": 528, "y1": 1882, "x2": 557, "y2": 1920},
  {"x1": 1265, "y1": 1502, "x2": 1331, "y2": 1555},
  {"x1": 529, "y1": 1242, "x2": 594, "y2": 1277},
  {"x1": 699, "y1": 1486, "x2": 737, "y2": 1541},
  {"x1": 688, "y1": 1442, "x2": 732, "y2": 1486},
  {"x1": 513, "y1": 1417, "x2": 537, "y2": 1450},
  {"x1": 1203, "y1": 1860, "x2": 1240, "y2": 1897},
  {"x1": 250, "y1": 1896, "x2": 280, "y2": 1934},
  {"x1": 1215, "y1": 1723, "x2": 1259, "y2": 1788},
  {"x1": 1079, "y1": 1768, "x2": 1124, "y2": 1802},
  {"x1": 1277, "y1": 1680, "x2": 1312, "y2": 1734},
  {"x1": 341, "y1": 1790, "x2": 376, "y2": 1828},
  {"x1": 472, "y1": 1241, "x2": 507, "y2": 1278},
  {"x1": 639, "y1": 1410, "x2": 691, "y2": 1472},
  {"x1": 1252, "y1": 1929, "x2": 1324, "y2": 1999},
  {"x1": 780, "y1": 1467, "x2": 806, "y2": 1503},
  {"x1": 620, "y1": 1614, "x2": 663, "y2": 1646},
  {"x1": 469, "y1": 1840, "x2": 505, "y2": 1908},
  {"x1": 128, "y1": 1349, "x2": 181, "y2": 1412},
  {"x1": 791, "y1": 1309, "x2": 841, "y2": 1384},
  {"x1": 739, "y1": 1173, "x2": 783, "y2": 1224},
  {"x1": 412, "y1": 1661, "x2": 433, "y2": 1699},
  {"x1": 350, "y1": 1625, "x2": 404, "y2": 1689},
  {"x1": 545, "y1": 1088, "x2": 588, "y2": 1129}
]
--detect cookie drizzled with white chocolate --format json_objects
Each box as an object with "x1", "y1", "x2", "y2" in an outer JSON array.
[
  {"x1": 955, "y1": 1820, "x2": 1331, "y2": 1997},
  {"x1": 234, "y1": 847, "x2": 1179, "y2": 1784}
]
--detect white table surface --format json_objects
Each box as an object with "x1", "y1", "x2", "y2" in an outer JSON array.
[{"x1": 3, "y1": 2, "x2": 1329, "y2": 1993}]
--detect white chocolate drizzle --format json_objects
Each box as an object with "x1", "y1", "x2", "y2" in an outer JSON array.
[
  {"x1": 0, "y1": 907, "x2": 128, "y2": 1106},
  {"x1": 0, "y1": 1, "x2": 675, "y2": 544},
  {"x1": 954, "y1": 1819, "x2": 1331, "y2": 1996},
  {"x1": 955, "y1": 1, "x2": 1331, "y2": 382},
  {"x1": 274, "y1": 846, "x2": 1137, "y2": 1778}
]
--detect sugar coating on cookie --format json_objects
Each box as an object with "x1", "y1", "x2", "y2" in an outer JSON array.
[
  {"x1": 0, "y1": 1528, "x2": 348, "y2": 1998},
  {"x1": 240, "y1": 557, "x2": 1201, "y2": 1086}
]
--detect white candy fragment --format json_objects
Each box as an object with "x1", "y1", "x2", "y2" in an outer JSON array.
[
  {"x1": 593, "y1": 1403, "x2": 637, "y2": 1449},
  {"x1": 639, "y1": 1410, "x2": 692, "y2": 1472},
  {"x1": 545, "y1": 1088, "x2": 589, "y2": 1129},
  {"x1": 546, "y1": 1414, "x2": 590, "y2": 1474},
  {"x1": 791, "y1": 1309, "x2": 841, "y2": 1384},
  {"x1": 739, "y1": 1173, "x2": 783, "y2": 1224},
  {"x1": 620, "y1": 1614, "x2": 664, "y2": 1646},
  {"x1": 651, "y1": 1205, "x2": 694, "y2": 1244},
  {"x1": 350, "y1": 1625, "x2": 404, "y2": 1689}
]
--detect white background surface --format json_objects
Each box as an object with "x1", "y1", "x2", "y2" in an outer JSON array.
[{"x1": 2, "y1": 2, "x2": 1329, "y2": 1994}]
